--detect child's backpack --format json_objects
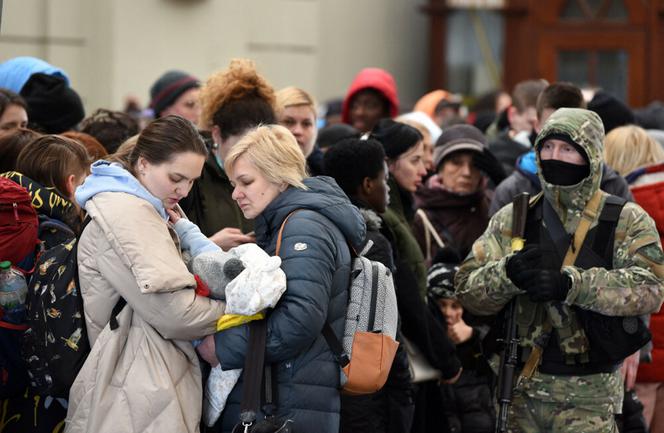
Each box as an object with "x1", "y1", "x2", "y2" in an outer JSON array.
[
  {"x1": 0, "y1": 176, "x2": 39, "y2": 271},
  {"x1": 0, "y1": 177, "x2": 38, "y2": 398},
  {"x1": 277, "y1": 212, "x2": 400, "y2": 395},
  {"x1": 21, "y1": 217, "x2": 126, "y2": 398}
]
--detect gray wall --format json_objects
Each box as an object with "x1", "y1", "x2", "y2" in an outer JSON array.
[{"x1": 0, "y1": 0, "x2": 429, "y2": 115}]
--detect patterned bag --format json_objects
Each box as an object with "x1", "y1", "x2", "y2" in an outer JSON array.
[
  {"x1": 21, "y1": 217, "x2": 126, "y2": 398},
  {"x1": 21, "y1": 219, "x2": 91, "y2": 398}
]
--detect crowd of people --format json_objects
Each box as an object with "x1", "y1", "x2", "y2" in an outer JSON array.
[{"x1": 0, "y1": 54, "x2": 663, "y2": 433}]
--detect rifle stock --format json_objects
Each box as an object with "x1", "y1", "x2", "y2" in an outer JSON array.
[{"x1": 495, "y1": 192, "x2": 529, "y2": 433}]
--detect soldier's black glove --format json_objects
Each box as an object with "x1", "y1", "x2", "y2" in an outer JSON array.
[
  {"x1": 522, "y1": 269, "x2": 571, "y2": 302},
  {"x1": 473, "y1": 148, "x2": 506, "y2": 185},
  {"x1": 505, "y1": 245, "x2": 541, "y2": 290}
]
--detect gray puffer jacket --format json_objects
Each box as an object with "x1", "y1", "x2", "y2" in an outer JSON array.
[{"x1": 214, "y1": 176, "x2": 365, "y2": 433}]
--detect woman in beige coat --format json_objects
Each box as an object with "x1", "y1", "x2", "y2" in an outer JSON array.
[{"x1": 65, "y1": 116, "x2": 225, "y2": 433}]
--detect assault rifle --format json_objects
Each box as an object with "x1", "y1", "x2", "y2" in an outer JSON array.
[{"x1": 495, "y1": 192, "x2": 529, "y2": 433}]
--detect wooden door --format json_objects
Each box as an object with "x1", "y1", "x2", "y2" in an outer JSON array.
[{"x1": 533, "y1": 0, "x2": 648, "y2": 106}]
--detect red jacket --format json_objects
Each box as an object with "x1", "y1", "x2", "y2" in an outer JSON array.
[
  {"x1": 628, "y1": 162, "x2": 664, "y2": 382},
  {"x1": 341, "y1": 68, "x2": 399, "y2": 124}
]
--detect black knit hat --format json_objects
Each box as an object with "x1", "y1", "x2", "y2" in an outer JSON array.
[
  {"x1": 149, "y1": 70, "x2": 200, "y2": 118},
  {"x1": 433, "y1": 124, "x2": 486, "y2": 171},
  {"x1": 588, "y1": 90, "x2": 634, "y2": 133},
  {"x1": 427, "y1": 262, "x2": 459, "y2": 300},
  {"x1": 371, "y1": 118, "x2": 423, "y2": 159},
  {"x1": 20, "y1": 73, "x2": 84, "y2": 134}
]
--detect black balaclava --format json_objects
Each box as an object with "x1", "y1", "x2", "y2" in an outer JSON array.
[{"x1": 538, "y1": 133, "x2": 590, "y2": 186}]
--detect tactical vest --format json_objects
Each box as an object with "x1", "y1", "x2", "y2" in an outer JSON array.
[{"x1": 516, "y1": 193, "x2": 645, "y2": 375}]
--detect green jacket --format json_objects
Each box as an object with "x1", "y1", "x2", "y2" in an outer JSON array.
[
  {"x1": 456, "y1": 108, "x2": 664, "y2": 340},
  {"x1": 180, "y1": 154, "x2": 252, "y2": 237},
  {"x1": 382, "y1": 177, "x2": 427, "y2": 298}
]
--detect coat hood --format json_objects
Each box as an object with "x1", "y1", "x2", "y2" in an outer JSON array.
[
  {"x1": 534, "y1": 108, "x2": 604, "y2": 228},
  {"x1": 342, "y1": 68, "x2": 399, "y2": 124},
  {"x1": 75, "y1": 160, "x2": 168, "y2": 220},
  {"x1": 254, "y1": 176, "x2": 366, "y2": 251}
]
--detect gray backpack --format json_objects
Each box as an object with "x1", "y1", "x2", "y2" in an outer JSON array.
[{"x1": 322, "y1": 241, "x2": 399, "y2": 395}]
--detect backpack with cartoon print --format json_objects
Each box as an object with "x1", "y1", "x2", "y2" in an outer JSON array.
[
  {"x1": 21, "y1": 217, "x2": 92, "y2": 398},
  {"x1": 21, "y1": 217, "x2": 126, "y2": 398}
]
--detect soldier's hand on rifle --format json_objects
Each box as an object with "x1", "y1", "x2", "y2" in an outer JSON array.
[
  {"x1": 506, "y1": 245, "x2": 542, "y2": 289},
  {"x1": 522, "y1": 269, "x2": 571, "y2": 302}
]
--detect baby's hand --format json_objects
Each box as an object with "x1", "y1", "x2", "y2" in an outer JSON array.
[
  {"x1": 197, "y1": 335, "x2": 219, "y2": 367},
  {"x1": 167, "y1": 208, "x2": 182, "y2": 224}
]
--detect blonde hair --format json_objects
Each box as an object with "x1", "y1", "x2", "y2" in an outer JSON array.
[
  {"x1": 276, "y1": 86, "x2": 317, "y2": 118},
  {"x1": 604, "y1": 125, "x2": 664, "y2": 175},
  {"x1": 199, "y1": 58, "x2": 276, "y2": 130},
  {"x1": 225, "y1": 124, "x2": 308, "y2": 190}
]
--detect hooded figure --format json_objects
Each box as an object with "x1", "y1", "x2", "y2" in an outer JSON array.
[
  {"x1": 455, "y1": 108, "x2": 664, "y2": 432},
  {"x1": 341, "y1": 68, "x2": 399, "y2": 132}
]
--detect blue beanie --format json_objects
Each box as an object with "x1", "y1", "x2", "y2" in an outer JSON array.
[{"x1": 0, "y1": 57, "x2": 69, "y2": 93}]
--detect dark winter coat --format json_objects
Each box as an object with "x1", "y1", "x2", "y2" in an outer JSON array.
[
  {"x1": 214, "y1": 176, "x2": 365, "y2": 433},
  {"x1": 489, "y1": 158, "x2": 633, "y2": 216},
  {"x1": 429, "y1": 302, "x2": 495, "y2": 433},
  {"x1": 380, "y1": 177, "x2": 460, "y2": 381},
  {"x1": 413, "y1": 175, "x2": 491, "y2": 261},
  {"x1": 179, "y1": 154, "x2": 252, "y2": 236},
  {"x1": 382, "y1": 177, "x2": 427, "y2": 297},
  {"x1": 340, "y1": 203, "x2": 415, "y2": 433}
]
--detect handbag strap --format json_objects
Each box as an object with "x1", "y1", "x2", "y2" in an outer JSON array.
[
  {"x1": 239, "y1": 319, "x2": 268, "y2": 423},
  {"x1": 237, "y1": 211, "x2": 299, "y2": 422},
  {"x1": 416, "y1": 209, "x2": 445, "y2": 262}
]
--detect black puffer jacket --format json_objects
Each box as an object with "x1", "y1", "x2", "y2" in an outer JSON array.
[{"x1": 429, "y1": 302, "x2": 495, "y2": 433}]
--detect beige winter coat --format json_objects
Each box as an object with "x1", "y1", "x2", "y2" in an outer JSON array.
[{"x1": 65, "y1": 192, "x2": 225, "y2": 433}]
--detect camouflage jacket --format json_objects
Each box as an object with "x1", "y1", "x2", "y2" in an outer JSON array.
[{"x1": 455, "y1": 109, "x2": 664, "y2": 350}]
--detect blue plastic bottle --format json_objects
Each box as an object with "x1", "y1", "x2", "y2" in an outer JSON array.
[{"x1": 0, "y1": 261, "x2": 28, "y2": 324}]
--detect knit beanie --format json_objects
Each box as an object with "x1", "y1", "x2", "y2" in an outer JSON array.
[
  {"x1": 371, "y1": 118, "x2": 423, "y2": 159},
  {"x1": 149, "y1": 70, "x2": 200, "y2": 117},
  {"x1": 0, "y1": 56, "x2": 69, "y2": 93},
  {"x1": 20, "y1": 73, "x2": 84, "y2": 134},
  {"x1": 588, "y1": 90, "x2": 634, "y2": 133},
  {"x1": 433, "y1": 124, "x2": 486, "y2": 171},
  {"x1": 427, "y1": 261, "x2": 459, "y2": 300}
]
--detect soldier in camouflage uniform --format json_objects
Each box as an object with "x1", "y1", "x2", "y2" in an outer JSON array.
[{"x1": 455, "y1": 108, "x2": 664, "y2": 432}]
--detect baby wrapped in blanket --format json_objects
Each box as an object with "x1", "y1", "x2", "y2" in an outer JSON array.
[{"x1": 192, "y1": 244, "x2": 287, "y2": 427}]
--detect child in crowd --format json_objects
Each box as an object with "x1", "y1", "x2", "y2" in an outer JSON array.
[{"x1": 427, "y1": 253, "x2": 496, "y2": 433}]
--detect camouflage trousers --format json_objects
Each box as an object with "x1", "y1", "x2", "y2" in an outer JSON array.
[{"x1": 507, "y1": 370, "x2": 623, "y2": 433}]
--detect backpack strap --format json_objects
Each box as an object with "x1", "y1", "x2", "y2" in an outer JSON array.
[
  {"x1": 322, "y1": 323, "x2": 350, "y2": 367},
  {"x1": 590, "y1": 195, "x2": 627, "y2": 263}
]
